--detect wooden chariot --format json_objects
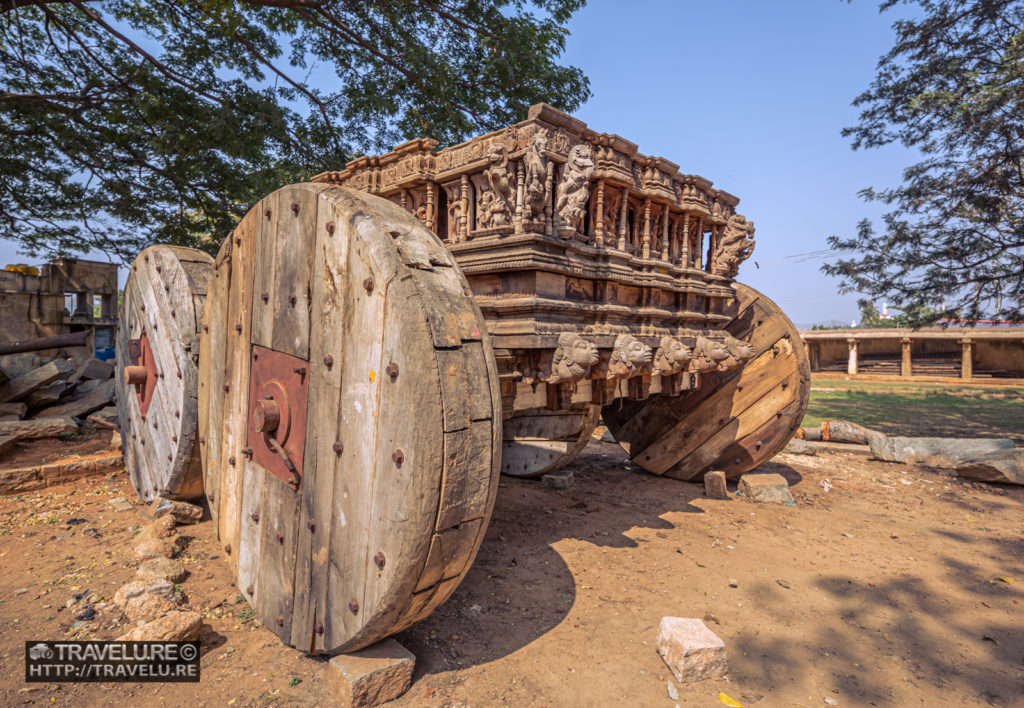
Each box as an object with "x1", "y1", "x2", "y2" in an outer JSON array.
[{"x1": 115, "y1": 104, "x2": 809, "y2": 655}]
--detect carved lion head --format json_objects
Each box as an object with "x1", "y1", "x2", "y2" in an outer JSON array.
[{"x1": 568, "y1": 144, "x2": 594, "y2": 172}]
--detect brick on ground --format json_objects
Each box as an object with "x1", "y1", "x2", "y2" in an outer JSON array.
[
  {"x1": 656, "y1": 617, "x2": 728, "y2": 683},
  {"x1": 328, "y1": 638, "x2": 415, "y2": 707}
]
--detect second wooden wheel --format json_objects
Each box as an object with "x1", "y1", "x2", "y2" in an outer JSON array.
[
  {"x1": 116, "y1": 245, "x2": 213, "y2": 501},
  {"x1": 198, "y1": 184, "x2": 502, "y2": 653},
  {"x1": 501, "y1": 404, "x2": 601, "y2": 477},
  {"x1": 602, "y1": 283, "x2": 810, "y2": 480}
]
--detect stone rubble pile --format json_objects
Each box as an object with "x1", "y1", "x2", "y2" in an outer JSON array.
[{"x1": 0, "y1": 352, "x2": 117, "y2": 459}]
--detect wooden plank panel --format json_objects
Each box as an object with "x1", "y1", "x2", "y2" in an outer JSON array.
[
  {"x1": 634, "y1": 344, "x2": 797, "y2": 473},
  {"x1": 251, "y1": 193, "x2": 278, "y2": 349},
  {"x1": 271, "y1": 185, "x2": 317, "y2": 358},
  {"x1": 237, "y1": 197, "x2": 273, "y2": 619},
  {"x1": 291, "y1": 187, "x2": 348, "y2": 651},
  {"x1": 255, "y1": 470, "x2": 301, "y2": 640},
  {"x1": 218, "y1": 211, "x2": 257, "y2": 573},
  {"x1": 198, "y1": 246, "x2": 231, "y2": 528},
  {"x1": 325, "y1": 205, "x2": 390, "y2": 645},
  {"x1": 359, "y1": 269, "x2": 445, "y2": 644},
  {"x1": 437, "y1": 421, "x2": 496, "y2": 530},
  {"x1": 665, "y1": 372, "x2": 801, "y2": 480}
]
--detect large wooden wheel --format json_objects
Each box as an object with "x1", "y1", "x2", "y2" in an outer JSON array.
[
  {"x1": 602, "y1": 283, "x2": 810, "y2": 480},
  {"x1": 198, "y1": 184, "x2": 502, "y2": 653},
  {"x1": 501, "y1": 404, "x2": 600, "y2": 477},
  {"x1": 116, "y1": 245, "x2": 213, "y2": 501}
]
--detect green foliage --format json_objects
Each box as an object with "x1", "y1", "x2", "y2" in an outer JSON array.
[
  {"x1": 0, "y1": 0, "x2": 589, "y2": 263},
  {"x1": 824, "y1": 0, "x2": 1024, "y2": 325}
]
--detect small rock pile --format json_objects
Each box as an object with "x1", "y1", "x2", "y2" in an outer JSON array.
[{"x1": 109, "y1": 499, "x2": 205, "y2": 642}]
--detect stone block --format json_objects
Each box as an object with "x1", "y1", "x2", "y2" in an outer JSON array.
[
  {"x1": 123, "y1": 592, "x2": 177, "y2": 624},
  {"x1": 135, "y1": 557, "x2": 188, "y2": 584},
  {"x1": 70, "y1": 357, "x2": 113, "y2": 382},
  {"x1": 143, "y1": 497, "x2": 204, "y2": 525},
  {"x1": 0, "y1": 416, "x2": 77, "y2": 440},
  {"x1": 0, "y1": 359, "x2": 71, "y2": 403},
  {"x1": 738, "y1": 473, "x2": 794, "y2": 504},
  {"x1": 113, "y1": 579, "x2": 176, "y2": 608},
  {"x1": 541, "y1": 470, "x2": 574, "y2": 490},
  {"x1": 703, "y1": 470, "x2": 728, "y2": 499},
  {"x1": 116, "y1": 611, "x2": 201, "y2": 641},
  {"x1": 869, "y1": 435, "x2": 1013, "y2": 466},
  {"x1": 656, "y1": 617, "x2": 728, "y2": 683},
  {"x1": 783, "y1": 439, "x2": 818, "y2": 456},
  {"x1": 0, "y1": 402, "x2": 27, "y2": 418},
  {"x1": 328, "y1": 638, "x2": 415, "y2": 707},
  {"x1": 953, "y1": 450, "x2": 1024, "y2": 485}
]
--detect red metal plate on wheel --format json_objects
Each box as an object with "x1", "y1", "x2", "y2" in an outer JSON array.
[
  {"x1": 127, "y1": 332, "x2": 158, "y2": 419},
  {"x1": 247, "y1": 345, "x2": 309, "y2": 490}
]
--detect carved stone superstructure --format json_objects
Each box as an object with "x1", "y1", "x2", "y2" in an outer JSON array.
[{"x1": 313, "y1": 103, "x2": 762, "y2": 413}]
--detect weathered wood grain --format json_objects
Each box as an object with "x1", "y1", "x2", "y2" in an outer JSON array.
[
  {"x1": 198, "y1": 184, "x2": 502, "y2": 655},
  {"x1": 603, "y1": 283, "x2": 810, "y2": 480},
  {"x1": 116, "y1": 246, "x2": 213, "y2": 502}
]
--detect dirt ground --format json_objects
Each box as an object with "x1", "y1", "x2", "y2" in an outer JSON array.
[{"x1": 0, "y1": 433, "x2": 1022, "y2": 708}]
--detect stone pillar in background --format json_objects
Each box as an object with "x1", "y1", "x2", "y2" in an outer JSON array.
[
  {"x1": 901, "y1": 337, "x2": 913, "y2": 378},
  {"x1": 959, "y1": 338, "x2": 973, "y2": 380},
  {"x1": 847, "y1": 338, "x2": 858, "y2": 376}
]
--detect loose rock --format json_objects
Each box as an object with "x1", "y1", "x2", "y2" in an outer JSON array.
[
  {"x1": 113, "y1": 579, "x2": 176, "y2": 608},
  {"x1": 783, "y1": 439, "x2": 818, "y2": 456},
  {"x1": 656, "y1": 617, "x2": 728, "y2": 683},
  {"x1": 738, "y1": 473, "x2": 795, "y2": 504},
  {"x1": 541, "y1": 470, "x2": 574, "y2": 490},
  {"x1": 135, "y1": 557, "x2": 187, "y2": 584},
  {"x1": 123, "y1": 593, "x2": 178, "y2": 624},
  {"x1": 116, "y1": 611, "x2": 201, "y2": 642},
  {"x1": 143, "y1": 497, "x2": 203, "y2": 525},
  {"x1": 108, "y1": 497, "x2": 134, "y2": 512},
  {"x1": 703, "y1": 470, "x2": 728, "y2": 499},
  {"x1": 328, "y1": 638, "x2": 415, "y2": 707}
]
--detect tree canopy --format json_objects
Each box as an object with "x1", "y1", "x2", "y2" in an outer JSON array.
[
  {"x1": 0, "y1": 0, "x2": 590, "y2": 262},
  {"x1": 824, "y1": 0, "x2": 1024, "y2": 325}
]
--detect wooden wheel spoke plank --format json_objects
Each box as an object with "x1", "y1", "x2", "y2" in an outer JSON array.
[
  {"x1": 603, "y1": 283, "x2": 810, "y2": 481},
  {"x1": 199, "y1": 184, "x2": 502, "y2": 655},
  {"x1": 116, "y1": 245, "x2": 213, "y2": 502}
]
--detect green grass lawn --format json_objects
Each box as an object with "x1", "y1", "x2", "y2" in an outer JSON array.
[{"x1": 802, "y1": 378, "x2": 1024, "y2": 443}]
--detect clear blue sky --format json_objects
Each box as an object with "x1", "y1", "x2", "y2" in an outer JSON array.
[
  {"x1": 559, "y1": 0, "x2": 917, "y2": 327},
  {"x1": 0, "y1": 0, "x2": 915, "y2": 327}
]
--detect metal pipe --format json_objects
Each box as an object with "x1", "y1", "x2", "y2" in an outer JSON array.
[{"x1": 0, "y1": 330, "x2": 90, "y2": 356}]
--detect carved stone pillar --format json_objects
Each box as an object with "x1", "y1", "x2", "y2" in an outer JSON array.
[
  {"x1": 544, "y1": 168, "x2": 554, "y2": 236},
  {"x1": 514, "y1": 162, "x2": 524, "y2": 234},
  {"x1": 641, "y1": 198, "x2": 652, "y2": 259},
  {"x1": 426, "y1": 182, "x2": 437, "y2": 233},
  {"x1": 847, "y1": 338, "x2": 858, "y2": 376},
  {"x1": 901, "y1": 337, "x2": 912, "y2": 378},
  {"x1": 595, "y1": 179, "x2": 605, "y2": 247},
  {"x1": 459, "y1": 174, "x2": 470, "y2": 242},
  {"x1": 617, "y1": 190, "x2": 628, "y2": 251},
  {"x1": 959, "y1": 338, "x2": 973, "y2": 379},
  {"x1": 708, "y1": 224, "x2": 718, "y2": 273},
  {"x1": 684, "y1": 212, "x2": 692, "y2": 266},
  {"x1": 661, "y1": 208, "x2": 670, "y2": 261},
  {"x1": 694, "y1": 217, "x2": 703, "y2": 268}
]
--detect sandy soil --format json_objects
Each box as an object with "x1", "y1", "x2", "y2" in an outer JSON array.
[{"x1": 0, "y1": 435, "x2": 1021, "y2": 707}]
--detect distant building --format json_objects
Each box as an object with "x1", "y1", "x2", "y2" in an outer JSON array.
[{"x1": 0, "y1": 258, "x2": 118, "y2": 359}]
